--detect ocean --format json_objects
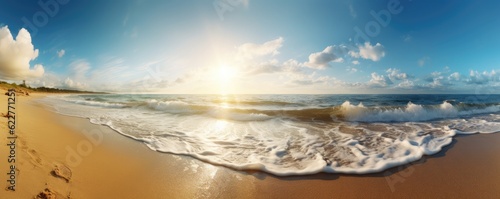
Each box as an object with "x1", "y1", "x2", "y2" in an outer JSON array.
[{"x1": 38, "y1": 94, "x2": 500, "y2": 176}]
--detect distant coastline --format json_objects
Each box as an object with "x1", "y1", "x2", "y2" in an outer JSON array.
[{"x1": 0, "y1": 81, "x2": 107, "y2": 95}]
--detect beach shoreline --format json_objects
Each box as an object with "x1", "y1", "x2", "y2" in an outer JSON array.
[{"x1": 1, "y1": 92, "x2": 500, "y2": 198}]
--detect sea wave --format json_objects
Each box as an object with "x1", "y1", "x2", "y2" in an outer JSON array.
[
  {"x1": 335, "y1": 101, "x2": 500, "y2": 122},
  {"x1": 147, "y1": 99, "x2": 200, "y2": 114},
  {"x1": 66, "y1": 96, "x2": 500, "y2": 124},
  {"x1": 37, "y1": 95, "x2": 500, "y2": 176},
  {"x1": 212, "y1": 99, "x2": 304, "y2": 107},
  {"x1": 145, "y1": 99, "x2": 274, "y2": 121},
  {"x1": 65, "y1": 99, "x2": 126, "y2": 108}
]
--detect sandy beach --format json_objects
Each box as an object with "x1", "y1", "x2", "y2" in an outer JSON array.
[
  {"x1": 2, "y1": 0, "x2": 500, "y2": 198},
  {"x1": 1, "y1": 92, "x2": 500, "y2": 199}
]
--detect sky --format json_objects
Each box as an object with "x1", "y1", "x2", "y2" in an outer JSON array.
[{"x1": 0, "y1": 0, "x2": 499, "y2": 94}]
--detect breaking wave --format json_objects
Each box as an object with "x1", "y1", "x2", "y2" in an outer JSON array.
[{"x1": 38, "y1": 94, "x2": 500, "y2": 176}]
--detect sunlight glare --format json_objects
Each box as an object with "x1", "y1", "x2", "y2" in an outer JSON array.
[
  {"x1": 216, "y1": 64, "x2": 238, "y2": 94},
  {"x1": 217, "y1": 65, "x2": 236, "y2": 83}
]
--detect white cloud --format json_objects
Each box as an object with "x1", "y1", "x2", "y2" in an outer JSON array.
[
  {"x1": 63, "y1": 77, "x2": 86, "y2": 89},
  {"x1": 43, "y1": 59, "x2": 92, "y2": 90},
  {"x1": 305, "y1": 42, "x2": 384, "y2": 69},
  {"x1": 241, "y1": 57, "x2": 333, "y2": 87},
  {"x1": 465, "y1": 70, "x2": 499, "y2": 85},
  {"x1": 386, "y1": 68, "x2": 409, "y2": 81},
  {"x1": 349, "y1": 42, "x2": 385, "y2": 61},
  {"x1": 427, "y1": 76, "x2": 447, "y2": 88},
  {"x1": 368, "y1": 72, "x2": 392, "y2": 87},
  {"x1": 347, "y1": 66, "x2": 359, "y2": 73},
  {"x1": 420, "y1": 71, "x2": 453, "y2": 89},
  {"x1": 27, "y1": 72, "x2": 86, "y2": 90},
  {"x1": 237, "y1": 37, "x2": 284, "y2": 60},
  {"x1": 305, "y1": 45, "x2": 348, "y2": 69},
  {"x1": 57, "y1": 49, "x2": 65, "y2": 58},
  {"x1": 28, "y1": 72, "x2": 62, "y2": 88},
  {"x1": 30, "y1": 56, "x2": 173, "y2": 92},
  {"x1": 0, "y1": 26, "x2": 44, "y2": 80},
  {"x1": 431, "y1": 71, "x2": 441, "y2": 77},
  {"x1": 396, "y1": 79, "x2": 415, "y2": 89},
  {"x1": 448, "y1": 72, "x2": 460, "y2": 81}
]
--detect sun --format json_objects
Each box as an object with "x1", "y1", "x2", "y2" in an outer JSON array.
[
  {"x1": 215, "y1": 65, "x2": 238, "y2": 94},
  {"x1": 217, "y1": 65, "x2": 236, "y2": 83}
]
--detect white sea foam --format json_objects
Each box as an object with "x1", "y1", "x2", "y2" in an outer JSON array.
[
  {"x1": 207, "y1": 108, "x2": 272, "y2": 121},
  {"x1": 340, "y1": 101, "x2": 500, "y2": 122},
  {"x1": 67, "y1": 99, "x2": 125, "y2": 108},
  {"x1": 35, "y1": 95, "x2": 500, "y2": 176},
  {"x1": 147, "y1": 99, "x2": 195, "y2": 113},
  {"x1": 146, "y1": 99, "x2": 274, "y2": 121}
]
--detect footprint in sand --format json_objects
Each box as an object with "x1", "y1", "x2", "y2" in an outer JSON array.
[
  {"x1": 27, "y1": 149, "x2": 43, "y2": 166},
  {"x1": 51, "y1": 163, "x2": 72, "y2": 183},
  {"x1": 35, "y1": 188, "x2": 68, "y2": 199},
  {"x1": 19, "y1": 138, "x2": 28, "y2": 150}
]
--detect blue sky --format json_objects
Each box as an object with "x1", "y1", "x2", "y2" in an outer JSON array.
[{"x1": 0, "y1": 0, "x2": 499, "y2": 94}]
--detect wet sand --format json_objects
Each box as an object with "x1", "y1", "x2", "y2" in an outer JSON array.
[{"x1": 1, "y1": 93, "x2": 499, "y2": 198}]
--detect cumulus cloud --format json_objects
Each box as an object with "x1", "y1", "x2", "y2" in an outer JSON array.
[
  {"x1": 28, "y1": 72, "x2": 62, "y2": 88},
  {"x1": 304, "y1": 42, "x2": 384, "y2": 69},
  {"x1": 39, "y1": 59, "x2": 92, "y2": 90},
  {"x1": 465, "y1": 70, "x2": 499, "y2": 85},
  {"x1": 386, "y1": 68, "x2": 410, "y2": 81},
  {"x1": 428, "y1": 76, "x2": 445, "y2": 88},
  {"x1": 305, "y1": 45, "x2": 348, "y2": 69},
  {"x1": 368, "y1": 72, "x2": 392, "y2": 87},
  {"x1": 349, "y1": 42, "x2": 385, "y2": 61},
  {"x1": 420, "y1": 71, "x2": 453, "y2": 89},
  {"x1": 0, "y1": 26, "x2": 44, "y2": 80},
  {"x1": 237, "y1": 37, "x2": 284, "y2": 60},
  {"x1": 57, "y1": 49, "x2": 65, "y2": 58},
  {"x1": 28, "y1": 72, "x2": 86, "y2": 90},
  {"x1": 63, "y1": 77, "x2": 86, "y2": 89},
  {"x1": 396, "y1": 79, "x2": 415, "y2": 89},
  {"x1": 448, "y1": 72, "x2": 460, "y2": 81},
  {"x1": 431, "y1": 71, "x2": 441, "y2": 77}
]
